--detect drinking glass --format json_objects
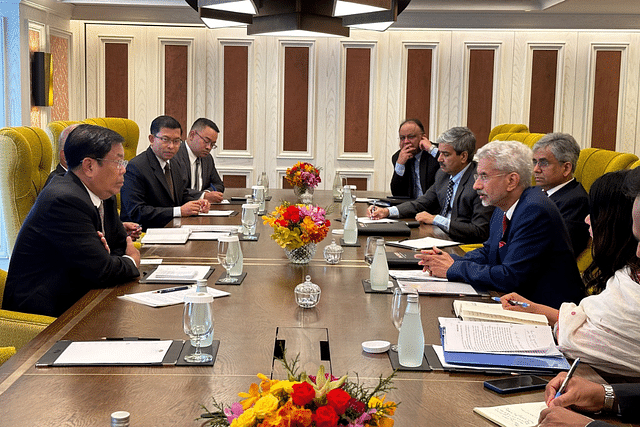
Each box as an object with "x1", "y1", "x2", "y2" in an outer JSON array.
[
  {"x1": 363, "y1": 236, "x2": 383, "y2": 284},
  {"x1": 241, "y1": 203, "x2": 259, "y2": 238},
  {"x1": 390, "y1": 287, "x2": 405, "y2": 352},
  {"x1": 257, "y1": 172, "x2": 269, "y2": 199},
  {"x1": 218, "y1": 236, "x2": 239, "y2": 282},
  {"x1": 183, "y1": 292, "x2": 214, "y2": 362}
]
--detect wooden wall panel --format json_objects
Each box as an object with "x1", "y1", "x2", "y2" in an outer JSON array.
[
  {"x1": 283, "y1": 46, "x2": 309, "y2": 152},
  {"x1": 282, "y1": 176, "x2": 293, "y2": 189},
  {"x1": 224, "y1": 45, "x2": 248, "y2": 151},
  {"x1": 591, "y1": 50, "x2": 621, "y2": 150},
  {"x1": 105, "y1": 43, "x2": 128, "y2": 119},
  {"x1": 223, "y1": 175, "x2": 246, "y2": 189},
  {"x1": 467, "y1": 49, "x2": 494, "y2": 147},
  {"x1": 406, "y1": 48, "x2": 432, "y2": 137},
  {"x1": 164, "y1": 45, "x2": 188, "y2": 133},
  {"x1": 344, "y1": 177, "x2": 367, "y2": 191},
  {"x1": 344, "y1": 47, "x2": 370, "y2": 153},
  {"x1": 529, "y1": 50, "x2": 557, "y2": 134}
]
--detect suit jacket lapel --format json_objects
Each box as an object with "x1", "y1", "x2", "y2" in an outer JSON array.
[{"x1": 147, "y1": 147, "x2": 174, "y2": 200}]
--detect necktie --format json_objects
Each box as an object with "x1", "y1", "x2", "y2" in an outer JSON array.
[
  {"x1": 502, "y1": 213, "x2": 509, "y2": 239},
  {"x1": 194, "y1": 158, "x2": 201, "y2": 191},
  {"x1": 441, "y1": 178, "x2": 454, "y2": 216},
  {"x1": 97, "y1": 201, "x2": 105, "y2": 234},
  {"x1": 164, "y1": 162, "x2": 175, "y2": 202}
]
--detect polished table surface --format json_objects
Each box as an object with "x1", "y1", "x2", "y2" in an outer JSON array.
[{"x1": 0, "y1": 189, "x2": 630, "y2": 426}]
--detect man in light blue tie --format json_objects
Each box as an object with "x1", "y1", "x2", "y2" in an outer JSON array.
[{"x1": 369, "y1": 127, "x2": 493, "y2": 244}]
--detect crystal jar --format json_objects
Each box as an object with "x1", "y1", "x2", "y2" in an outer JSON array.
[
  {"x1": 323, "y1": 239, "x2": 344, "y2": 264},
  {"x1": 294, "y1": 275, "x2": 321, "y2": 308}
]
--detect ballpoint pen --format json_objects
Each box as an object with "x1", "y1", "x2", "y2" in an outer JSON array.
[
  {"x1": 555, "y1": 358, "x2": 580, "y2": 398},
  {"x1": 153, "y1": 285, "x2": 190, "y2": 294},
  {"x1": 491, "y1": 296, "x2": 530, "y2": 307}
]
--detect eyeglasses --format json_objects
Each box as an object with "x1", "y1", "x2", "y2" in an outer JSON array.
[
  {"x1": 193, "y1": 130, "x2": 217, "y2": 149},
  {"x1": 532, "y1": 159, "x2": 551, "y2": 168},
  {"x1": 154, "y1": 135, "x2": 183, "y2": 146},
  {"x1": 474, "y1": 172, "x2": 508, "y2": 183},
  {"x1": 96, "y1": 158, "x2": 128, "y2": 169},
  {"x1": 398, "y1": 134, "x2": 418, "y2": 141}
]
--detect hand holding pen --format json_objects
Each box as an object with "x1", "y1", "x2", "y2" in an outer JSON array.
[{"x1": 543, "y1": 359, "x2": 606, "y2": 413}]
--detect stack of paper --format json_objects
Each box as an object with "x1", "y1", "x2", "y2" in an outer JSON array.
[
  {"x1": 181, "y1": 224, "x2": 242, "y2": 240},
  {"x1": 473, "y1": 402, "x2": 547, "y2": 427},
  {"x1": 386, "y1": 236, "x2": 461, "y2": 249},
  {"x1": 438, "y1": 317, "x2": 570, "y2": 373},
  {"x1": 141, "y1": 228, "x2": 191, "y2": 244},
  {"x1": 453, "y1": 300, "x2": 549, "y2": 326},
  {"x1": 119, "y1": 285, "x2": 230, "y2": 307}
]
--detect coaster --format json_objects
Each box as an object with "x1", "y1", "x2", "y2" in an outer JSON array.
[
  {"x1": 215, "y1": 272, "x2": 246, "y2": 285},
  {"x1": 362, "y1": 279, "x2": 395, "y2": 294},
  {"x1": 340, "y1": 238, "x2": 361, "y2": 247},
  {"x1": 176, "y1": 340, "x2": 220, "y2": 366},
  {"x1": 265, "y1": 195, "x2": 272, "y2": 201},
  {"x1": 238, "y1": 233, "x2": 260, "y2": 242},
  {"x1": 387, "y1": 345, "x2": 432, "y2": 371}
]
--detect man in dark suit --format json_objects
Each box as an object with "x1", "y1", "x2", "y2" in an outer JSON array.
[
  {"x1": 533, "y1": 132, "x2": 590, "y2": 256},
  {"x1": 417, "y1": 140, "x2": 584, "y2": 309},
  {"x1": 172, "y1": 117, "x2": 225, "y2": 203},
  {"x1": 390, "y1": 119, "x2": 440, "y2": 199},
  {"x1": 369, "y1": 127, "x2": 493, "y2": 243},
  {"x1": 120, "y1": 115, "x2": 210, "y2": 230},
  {"x1": 3, "y1": 125, "x2": 140, "y2": 317},
  {"x1": 44, "y1": 123, "x2": 78, "y2": 187},
  {"x1": 538, "y1": 373, "x2": 640, "y2": 426}
]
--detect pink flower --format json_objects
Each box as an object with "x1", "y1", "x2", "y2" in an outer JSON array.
[{"x1": 224, "y1": 402, "x2": 244, "y2": 423}]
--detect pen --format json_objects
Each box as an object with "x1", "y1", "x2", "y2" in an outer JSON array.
[
  {"x1": 491, "y1": 296, "x2": 530, "y2": 307},
  {"x1": 554, "y1": 358, "x2": 580, "y2": 398},
  {"x1": 153, "y1": 285, "x2": 190, "y2": 294}
]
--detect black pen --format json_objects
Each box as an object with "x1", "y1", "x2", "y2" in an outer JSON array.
[
  {"x1": 555, "y1": 358, "x2": 580, "y2": 398},
  {"x1": 153, "y1": 285, "x2": 190, "y2": 294}
]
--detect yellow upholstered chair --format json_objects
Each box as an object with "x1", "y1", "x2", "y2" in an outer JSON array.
[
  {"x1": 491, "y1": 131, "x2": 545, "y2": 150},
  {"x1": 575, "y1": 148, "x2": 639, "y2": 194},
  {"x1": 0, "y1": 269, "x2": 56, "y2": 365},
  {"x1": 0, "y1": 127, "x2": 53, "y2": 253},
  {"x1": 488, "y1": 124, "x2": 529, "y2": 143},
  {"x1": 628, "y1": 159, "x2": 640, "y2": 170}
]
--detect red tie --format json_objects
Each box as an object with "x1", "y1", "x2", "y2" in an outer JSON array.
[{"x1": 502, "y1": 213, "x2": 508, "y2": 238}]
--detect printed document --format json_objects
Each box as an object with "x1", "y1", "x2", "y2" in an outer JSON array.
[
  {"x1": 387, "y1": 236, "x2": 460, "y2": 249},
  {"x1": 473, "y1": 402, "x2": 547, "y2": 427},
  {"x1": 119, "y1": 285, "x2": 230, "y2": 307},
  {"x1": 198, "y1": 210, "x2": 236, "y2": 216},
  {"x1": 53, "y1": 340, "x2": 174, "y2": 365},
  {"x1": 397, "y1": 280, "x2": 479, "y2": 295}
]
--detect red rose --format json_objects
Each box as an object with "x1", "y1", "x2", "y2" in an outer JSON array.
[
  {"x1": 325, "y1": 220, "x2": 331, "y2": 227},
  {"x1": 347, "y1": 397, "x2": 366, "y2": 415},
  {"x1": 291, "y1": 382, "x2": 315, "y2": 407},
  {"x1": 283, "y1": 205, "x2": 300, "y2": 222},
  {"x1": 313, "y1": 405, "x2": 339, "y2": 427},
  {"x1": 326, "y1": 388, "x2": 351, "y2": 415},
  {"x1": 276, "y1": 219, "x2": 289, "y2": 227}
]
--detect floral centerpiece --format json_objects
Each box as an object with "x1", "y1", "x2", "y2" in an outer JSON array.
[
  {"x1": 262, "y1": 202, "x2": 330, "y2": 263},
  {"x1": 285, "y1": 162, "x2": 322, "y2": 190},
  {"x1": 199, "y1": 355, "x2": 398, "y2": 427}
]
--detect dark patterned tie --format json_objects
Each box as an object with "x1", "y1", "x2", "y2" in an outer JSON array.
[
  {"x1": 502, "y1": 213, "x2": 509, "y2": 239},
  {"x1": 164, "y1": 162, "x2": 175, "y2": 202},
  {"x1": 97, "y1": 201, "x2": 105, "y2": 234},
  {"x1": 441, "y1": 178, "x2": 454, "y2": 216},
  {"x1": 194, "y1": 158, "x2": 201, "y2": 191}
]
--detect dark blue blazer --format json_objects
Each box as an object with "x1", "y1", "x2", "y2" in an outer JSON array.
[
  {"x1": 589, "y1": 384, "x2": 640, "y2": 426},
  {"x1": 549, "y1": 179, "x2": 590, "y2": 257},
  {"x1": 447, "y1": 186, "x2": 584, "y2": 309},
  {"x1": 390, "y1": 149, "x2": 440, "y2": 199}
]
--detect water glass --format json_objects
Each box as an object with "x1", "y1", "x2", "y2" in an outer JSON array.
[
  {"x1": 390, "y1": 287, "x2": 405, "y2": 352},
  {"x1": 257, "y1": 172, "x2": 269, "y2": 198},
  {"x1": 252, "y1": 185, "x2": 266, "y2": 215},
  {"x1": 241, "y1": 203, "x2": 259, "y2": 238},
  {"x1": 183, "y1": 292, "x2": 214, "y2": 363},
  {"x1": 217, "y1": 235, "x2": 239, "y2": 282}
]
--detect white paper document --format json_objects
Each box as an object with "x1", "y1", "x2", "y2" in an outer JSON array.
[
  {"x1": 140, "y1": 258, "x2": 163, "y2": 265},
  {"x1": 357, "y1": 216, "x2": 396, "y2": 224},
  {"x1": 53, "y1": 340, "x2": 174, "y2": 365},
  {"x1": 397, "y1": 280, "x2": 479, "y2": 295},
  {"x1": 119, "y1": 285, "x2": 230, "y2": 307},
  {"x1": 188, "y1": 232, "x2": 233, "y2": 241},
  {"x1": 473, "y1": 402, "x2": 548, "y2": 427},
  {"x1": 389, "y1": 269, "x2": 448, "y2": 281},
  {"x1": 143, "y1": 265, "x2": 211, "y2": 283},
  {"x1": 140, "y1": 228, "x2": 191, "y2": 244},
  {"x1": 198, "y1": 210, "x2": 236, "y2": 217},
  {"x1": 387, "y1": 236, "x2": 461, "y2": 249},
  {"x1": 439, "y1": 317, "x2": 561, "y2": 356},
  {"x1": 181, "y1": 225, "x2": 242, "y2": 233},
  {"x1": 453, "y1": 300, "x2": 549, "y2": 326}
]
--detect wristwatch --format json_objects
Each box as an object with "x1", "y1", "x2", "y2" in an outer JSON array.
[{"x1": 602, "y1": 384, "x2": 615, "y2": 413}]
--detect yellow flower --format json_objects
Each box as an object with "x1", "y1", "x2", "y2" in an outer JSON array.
[
  {"x1": 269, "y1": 379, "x2": 298, "y2": 395},
  {"x1": 239, "y1": 382, "x2": 261, "y2": 410},
  {"x1": 378, "y1": 417, "x2": 395, "y2": 427},
  {"x1": 230, "y1": 407, "x2": 256, "y2": 427},
  {"x1": 253, "y1": 394, "x2": 279, "y2": 418}
]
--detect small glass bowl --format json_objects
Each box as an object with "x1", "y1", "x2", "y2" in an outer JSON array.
[
  {"x1": 294, "y1": 275, "x2": 321, "y2": 308},
  {"x1": 323, "y1": 239, "x2": 344, "y2": 265}
]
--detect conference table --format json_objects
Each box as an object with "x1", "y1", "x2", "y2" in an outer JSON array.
[{"x1": 0, "y1": 189, "x2": 629, "y2": 426}]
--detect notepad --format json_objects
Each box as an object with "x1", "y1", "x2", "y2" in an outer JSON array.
[
  {"x1": 386, "y1": 236, "x2": 460, "y2": 249},
  {"x1": 53, "y1": 340, "x2": 175, "y2": 365},
  {"x1": 119, "y1": 285, "x2": 230, "y2": 307},
  {"x1": 473, "y1": 401, "x2": 547, "y2": 427},
  {"x1": 140, "y1": 265, "x2": 213, "y2": 284},
  {"x1": 453, "y1": 300, "x2": 549, "y2": 326},
  {"x1": 198, "y1": 210, "x2": 236, "y2": 216},
  {"x1": 181, "y1": 225, "x2": 242, "y2": 233},
  {"x1": 397, "y1": 280, "x2": 480, "y2": 295},
  {"x1": 140, "y1": 228, "x2": 191, "y2": 244}
]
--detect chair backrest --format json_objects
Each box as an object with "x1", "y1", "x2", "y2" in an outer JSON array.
[
  {"x1": 488, "y1": 124, "x2": 529, "y2": 143},
  {"x1": 44, "y1": 120, "x2": 82, "y2": 169},
  {"x1": 0, "y1": 127, "x2": 53, "y2": 253},
  {"x1": 491, "y1": 131, "x2": 546, "y2": 150},
  {"x1": 575, "y1": 148, "x2": 639, "y2": 194}
]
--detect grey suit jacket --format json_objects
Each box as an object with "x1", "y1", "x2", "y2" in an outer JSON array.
[
  {"x1": 172, "y1": 142, "x2": 224, "y2": 199},
  {"x1": 395, "y1": 162, "x2": 493, "y2": 243}
]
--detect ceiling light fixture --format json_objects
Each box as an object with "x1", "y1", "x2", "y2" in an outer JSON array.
[
  {"x1": 333, "y1": 0, "x2": 391, "y2": 17},
  {"x1": 342, "y1": 0, "x2": 409, "y2": 31},
  {"x1": 198, "y1": 0, "x2": 258, "y2": 15},
  {"x1": 199, "y1": 7, "x2": 252, "y2": 28}
]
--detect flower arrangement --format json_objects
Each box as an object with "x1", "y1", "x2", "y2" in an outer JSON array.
[
  {"x1": 262, "y1": 202, "x2": 330, "y2": 250},
  {"x1": 200, "y1": 355, "x2": 397, "y2": 427},
  {"x1": 285, "y1": 162, "x2": 322, "y2": 189}
]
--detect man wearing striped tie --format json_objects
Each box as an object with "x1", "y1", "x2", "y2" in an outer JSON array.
[{"x1": 368, "y1": 127, "x2": 493, "y2": 244}]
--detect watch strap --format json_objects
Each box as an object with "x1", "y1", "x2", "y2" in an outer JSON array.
[{"x1": 602, "y1": 384, "x2": 615, "y2": 413}]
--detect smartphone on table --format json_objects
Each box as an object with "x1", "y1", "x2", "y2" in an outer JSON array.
[{"x1": 483, "y1": 375, "x2": 548, "y2": 394}]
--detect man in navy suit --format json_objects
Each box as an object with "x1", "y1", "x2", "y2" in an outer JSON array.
[
  {"x1": 172, "y1": 118, "x2": 225, "y2": 203},
  {"x1": 533, "y1": 133, "x2": 590, "y2": 256},
  {"x1": 120, "y1": 115, "x2": 210, "y2": 230},
  {"x1": 416, "y1": 140, "x2": 584, "y2": 309},
  {"x1": 390, "y1": 119, "x2": 440, "y2": 199},
  {"x1": 369, "y1": 126, "x2": 493, "y2": 243},
  {"x1": 3, "y1": 125, "x2": 140, "y2": 317}
]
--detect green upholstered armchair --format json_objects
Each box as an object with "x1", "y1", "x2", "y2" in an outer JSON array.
[
  {"x1": 0, "y1": 269, "x2": 56, "y2": 365},
  {"x1": 0, "y1": 127, "x2": 53, "y2": 254}
]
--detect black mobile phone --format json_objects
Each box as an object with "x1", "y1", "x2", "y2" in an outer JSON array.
[{"x1": 483, "y1": 375, "x2": 548, "y2": 394}]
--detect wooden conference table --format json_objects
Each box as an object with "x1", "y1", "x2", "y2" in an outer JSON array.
[{"x1": 0, "y1": 189, "x2": 629, "y2": 427}]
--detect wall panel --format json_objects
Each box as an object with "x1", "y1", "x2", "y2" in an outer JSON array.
[
  {"x1": 283, "y1": 46, "x2": 309, "y2": 152},
  {"x1": 405, "y1": 48, "x2": 432, "y2": 137},
  {"x1": 223, "y1": 45, "x2": 248, "y2": 151},
  {"x1": 164, "y1": 44, "x2": 188, "y2": 132},
  {"x1": 467, "y1": 49, "x2": 495, "y2": 146},
  {"x1": 591, "y1": 50, "x2": 621, "y2": 150},
  {"x1": 105, "y1": 43, "x2": 128, "y2": 119},
  {"x1": 529, "y1": 50, "x2": 557, "y2": 134},
  {"x1": 344, "y1": 47, "x2": 370, "y2": 153}
]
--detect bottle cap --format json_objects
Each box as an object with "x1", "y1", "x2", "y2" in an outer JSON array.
[
  {"x1": 184, "y1": 292, "x2": 214, "y2": 303},
  {"x1": 111, "y1": 411, "x2": 130, "y2": 427}
]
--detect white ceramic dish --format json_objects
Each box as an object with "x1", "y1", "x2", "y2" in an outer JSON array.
[{"x1": 362, "y1": 340, "x2": 391, "y2": 354}]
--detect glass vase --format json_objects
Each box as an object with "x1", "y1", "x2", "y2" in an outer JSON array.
[
  {"x1": 293, "y1": 185, "x2": 314, "y2": 204},
  {"x1": 284, "y1": 242, "x2": 317, "y2": 264}
]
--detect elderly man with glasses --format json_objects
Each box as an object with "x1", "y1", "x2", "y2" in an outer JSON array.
[
  {"x1": 172, "y1": 118, "x2": 225, "y2": 204},
  {"x1": 416, "y1": 140, "x2": 584, "y2": 309},
  {"x1": 120, "y1": 115, "x2": 210, "y2": 230}
]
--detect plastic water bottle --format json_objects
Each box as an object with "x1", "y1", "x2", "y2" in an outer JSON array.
[
  {"x1": 369, "y1": 238, "x2": 389, "y2": 291},
  {"x1": 341, "y1": 185, "x2": 352, "y2": 223},
  {"x1": 230, "y1": 237, "x2": 243, "y2": 277},
  {"x1": 343, "y1": 205, "x2": 358, "y2": 244},
  {"x1": 192, "y1": 280, "x2": 213, "y2": 348},
  {"x1": 332, "y1": 171, "x2": 343, "y2": 201},
  {"x1": 398, "y1": 293, "x2": 424, "y2": 367}
]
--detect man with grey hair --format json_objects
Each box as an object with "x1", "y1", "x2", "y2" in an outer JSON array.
[
  {"x1": 368, "y1": 126, "x2": 493, "y2": 243},
  {"x1": 533, "y1": 132, "x2": 589, "y2": 256},
  {"x1": 416, "y1": 140, "x2": 584, "y2": 308},
  {"x1": 44, "y1": 124, "x2": 80, "y2": 187}
]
